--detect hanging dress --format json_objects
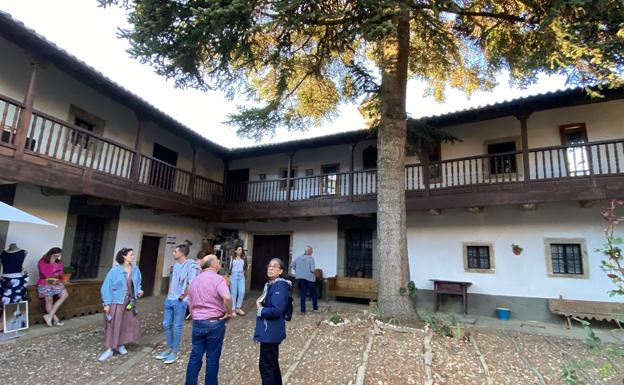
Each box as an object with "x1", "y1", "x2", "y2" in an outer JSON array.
[{"x1": 0, "y1": 250, "x2": 29, "y2": 305}]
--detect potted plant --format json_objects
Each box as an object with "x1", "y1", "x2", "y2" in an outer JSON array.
[
  {"x1": 449, "y1": 314, "x2": 465, "y2": 339},
  {"x1": 354, "y1": 265, "x2": 364, "y2": 278},
  {"x1": 511, "y1": 243, "x2": 523, "y2": 255},
  {"x1": 62, "y1": 265, "x2": 75, "y2": 283}
]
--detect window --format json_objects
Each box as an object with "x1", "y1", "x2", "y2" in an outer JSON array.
[
  {"x1": 427, "y1": 141, "x2": 442, "y2": 181},
  {"x1": 463, "y1": 243, "x2": 495, "y2": 273},
  {"x1": 544, "y1": 238, "x2": 589, "y2": 278},
  {"x1": 560, "y1": 123, "x2": 589, "y2": 176},
  {"x1": 550, "y1": 244, "x2": 583, "y2": 275},
  {"x1": 72, "y1": 117, "x2": 94, "y2": 147},
  {"x1": 278, "y1": 167, "x2": 297, "y2": 189},
  {"x1": 67, "y1": 105, "x2": 105, "y2": 149},
  {"x1": 305, "y1": 169, "x2": 314, "y2": 176},
  {"x1": 467, "y1": 246, "x2": 490, "y2": 269},
  {"x1": 362, "y1": 146, "x2": 377, "y2": 169},
  {"x1": 487, "y1": 141, "x2": 517, "y2": 175}
]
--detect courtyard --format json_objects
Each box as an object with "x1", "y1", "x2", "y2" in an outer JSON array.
[{"x1": 1, "y1": 295, "x2": 623, "y2": 385}]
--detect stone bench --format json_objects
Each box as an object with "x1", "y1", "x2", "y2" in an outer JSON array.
[{"x1": 327, "y1": 277, "x2": 378, "y2": 301}]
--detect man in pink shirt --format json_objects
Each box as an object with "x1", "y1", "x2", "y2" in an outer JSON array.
[{"x1": 185, "y1": 254, "x2": 232, "y2": 385}]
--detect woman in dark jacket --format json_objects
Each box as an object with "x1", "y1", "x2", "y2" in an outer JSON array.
[{"x1": 254, "y1": 258, "x2": 292, "y2": 385}]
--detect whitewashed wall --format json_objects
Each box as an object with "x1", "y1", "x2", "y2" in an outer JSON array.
[
  {"x1": 406, "y1": 202, "x2": 618, "y2": 302},
  {"x1": 215, "y1": 217, "x2": 339, "y2": 277},
  {"x1": 3, "y1": 183, "x2": 69, "y2": 281},
  {"x1": 112, "y1": 207, "x2": 207, "y2": 279}
]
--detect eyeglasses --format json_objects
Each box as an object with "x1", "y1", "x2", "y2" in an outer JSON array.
[{"x1": 267, "y1": 264, "x2": 281, "y2": 269}]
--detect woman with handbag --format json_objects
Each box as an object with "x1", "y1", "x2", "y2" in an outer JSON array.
[
  {"x1": 254, "y1": 258, "x2": 292, "y2": 385},
  {"x1": 37, "y1": 247, "x2": 69, "y2": 327},
  {"x1": 98, "y1": 247, "x2": 143, "y2": 361}
]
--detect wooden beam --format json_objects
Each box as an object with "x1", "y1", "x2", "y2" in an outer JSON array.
[
  {"x1": 188, "y1": 144, "x2": 198, "y2": 198},
  {"x1": 515, "y1": 112, "x2": 532, "y2": 186},
  {"x1": 129, "y1": 117, "x2": 144, "y2": 181},
  {"x1": 14, "y1": 61, "x2": 39, "y2": 160}
]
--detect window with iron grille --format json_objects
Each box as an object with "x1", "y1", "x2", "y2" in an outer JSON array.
[
  {"x1": 550, "y1": 244, "x2": 583, "y2": 275},
  {"x1": 467, "y1": 245, "x2": 490, "y2": 269}
]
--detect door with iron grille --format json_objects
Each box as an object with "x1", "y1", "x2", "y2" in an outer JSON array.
[{"x1": 346, "y1": 229, "x2": 373, "y2": 278}]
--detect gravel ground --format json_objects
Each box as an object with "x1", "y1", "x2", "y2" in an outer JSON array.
[{"x1": 2, "y1": 301, "x2": 623, "y2": 385}]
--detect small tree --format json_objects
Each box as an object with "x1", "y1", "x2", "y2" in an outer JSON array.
[
  {"x1": 100, "y1": 0, "x2": 624, "y2": 317},
  {"x1": 599, "y1": 199, "x2": 624, "y2": 297}
]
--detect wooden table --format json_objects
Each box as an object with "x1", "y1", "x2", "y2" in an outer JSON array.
[{"x1": 430, "y1": 279, "x2": 472, "y2": 315}]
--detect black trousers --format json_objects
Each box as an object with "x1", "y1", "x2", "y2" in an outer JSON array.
[{"x1": 259, "y1": 342, "x2": 282, "y2": 385}]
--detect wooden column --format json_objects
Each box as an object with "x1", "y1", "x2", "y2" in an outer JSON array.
[
  {"x1": 286, "y1": 151, "x2": 294, "y2": 202},
  {"x1": 349, "y1": 143, "x2": 355, "y2": 200},
  {"x1": 516, "y1": 112, "x2": 532, "y2": 186},
  {"x1": 129, "y1": 117, "x2": 144, "y2": 181},
  {"x1": 422, "y1": 156, "x2": 431, "y2": 197},
  {"x1": 221, "y1": 159, "x2": 230, "y2": 205},
  {"x1": 14, "y1": 61, "x2": 39, "y2": 159},
  {"x1": 188, "y1": 144, "x2": 198, "y2": 199}
]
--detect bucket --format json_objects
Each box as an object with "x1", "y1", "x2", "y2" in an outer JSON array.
[{"x1": 496, "y1": 307, "x2": 511, "y2": 320}]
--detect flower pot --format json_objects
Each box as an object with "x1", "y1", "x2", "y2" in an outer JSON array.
[
  {"x1": 450, "y1": 325, "x2": 465, "y2": 339},
  {"x1": 61, "y1": 273, "x2": 72, "y2": 283},
  {"x1": 512, "y1": 248, "x2": 522, "y2": 255},
  {"x1": 355, "y1": 271, "x2": 364, "y2": 278},
  {"x1": 496, "y1": 307, "x2": 511, "y2": 320}
]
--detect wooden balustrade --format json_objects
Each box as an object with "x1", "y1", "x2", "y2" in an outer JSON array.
[
  {"x1": 224, "y1": 139, "x2": 624, "y2": 204},
  {"x1": 27, "y1": 111, "x2": 135, "y2": 178},
  {"x1": 0, "y1": 95, "x2": 23, "y2": 146},
  {"x1": 138, "y1": 155, "x2": 192, "y2": 196},
  {"x1": 194, "y1": 175, "x2": 223, "y2": 203}
]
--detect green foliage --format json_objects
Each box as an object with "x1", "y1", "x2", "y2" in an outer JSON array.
[
  {"x1": 598, "y1": 200, "x2": 624, "y2": 297},
  {"x1": 388, "y1": 317, "x2": 401, "y2": 326},
  {"x1": 99, "y1": 0, "x2": 624, "y2": 140},
  {"x1": 399, "y1": 280, "x2": 418, "y2": 299},
  {"x1": 329, "y1": 313, "x2": 344, "y2": 325},
  {"x1": 369, "y1": 301, "x2": 381, "y2": 317},
  {"x1": 63, "y1": 265, "x2": 75, "y2": 274},
  {"x1": 423, "y1": 314, "x2": 452, "y2": 337}
]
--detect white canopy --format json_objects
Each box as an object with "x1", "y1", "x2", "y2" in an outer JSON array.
[{"x1": 0, "y1": 201, "x2": 57, "y2": 227}]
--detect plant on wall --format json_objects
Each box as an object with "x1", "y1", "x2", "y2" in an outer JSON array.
[
  {"x1": 598, "y1": 199, "x2": 624, "y2": 297},
  {"x1": 511, "y1": 243, "x2": 523, "y2": 255}
]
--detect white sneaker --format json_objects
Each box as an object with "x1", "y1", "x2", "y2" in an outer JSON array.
[
  {"x1": 118, "y1": 345, "x2": 128, "y2": 355},
  {"x1": 98, "y1": 349, "x2": 114, "y2": 361}
]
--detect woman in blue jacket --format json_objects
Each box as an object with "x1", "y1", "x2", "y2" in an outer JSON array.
[
  {"x1": 98, "y1": 247, "x2": 143, "y2": 361},
  {"x1": 254, "y1": 258, "x2": 292, "y2": 385}
]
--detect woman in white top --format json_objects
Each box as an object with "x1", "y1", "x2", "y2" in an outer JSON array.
[{"x1": 229, "y1": 245, "x2": 247, "y2": 316}]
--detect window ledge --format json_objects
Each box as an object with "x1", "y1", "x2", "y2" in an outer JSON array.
[
  {"x1": 548, "y1": 273, "x2": 589, "y2": 279},
  {"x1": 465, "y1": 268, "x2": 495, "y2": 274}
]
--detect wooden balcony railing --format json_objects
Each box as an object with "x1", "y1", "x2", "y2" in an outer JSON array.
[
  {"x1": 28, "y1": 111, "x2": 136, "y2": 178},
  {"x1": 0, "y1": 96, "x2": 223, "y2": 205},
  {"x1": 0, "y1": 95, "x2": 23, "y2": 146},
  {"x1": 225, "y1": 138, "x2": 624, "y2": 204}
]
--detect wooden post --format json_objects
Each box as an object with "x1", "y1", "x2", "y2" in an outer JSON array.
[
  {"x1": 188, "y1": 144, "x2": 198, "y2": 199},
  {"x1": 349, "y1": 143, "x2": 355, "y2": 200},
  {"x1": 286, "y1": 152, "x2": 294, "y2": 202},
  {"x1": 516, "y1": 112, "x2": 531, "y2": 186},
  {"x1": 14, "y1": 61, "x2": 39, "y2": 159},
  {"x1": 129, "y1": 117, "x2": 144, "y2": 181},
  {"x1": 422, "y1": 156, "x2": 431, "y2": 198},
  {"x1": 222, "y1": 159, "x2": 230, "y2": 205}
]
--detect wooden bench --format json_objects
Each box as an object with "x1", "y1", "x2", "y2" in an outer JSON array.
[
  {"x1": 548, "y1": 298, "x2": 624, "y2": 328},
  {"x1": 26, "y1": 281, "x2": 103, "y2": 325},
  {"x1": 327, "y1": 277, "x2": 378, "y2": 301}
]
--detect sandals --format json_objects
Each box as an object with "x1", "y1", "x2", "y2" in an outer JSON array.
[
  {"x1": 53, "y1": 316, "x2": 64, "y2": 326},
  {"x1": 235, "y1": 308, "x2": 245, "y2": 316}
]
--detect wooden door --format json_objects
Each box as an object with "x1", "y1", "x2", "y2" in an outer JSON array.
[
  {"x1": 138, "y1": 235, "x2": 161, "y2": 297},
  {"x1": 251, "y1": 234, "x2": 290, "y2": 290},
  {"x1": 321, "y1": 163, "x2": 339, "y2": 195},
  {"x1": 70, "y1": 215, "x2": 106, "y2": 279},
  {"x1": 225, "y1": 168, "x2": 250, "y2": 203},
  {"x1": 150, "y1": 143, "x2": 179, "y2": 190}
]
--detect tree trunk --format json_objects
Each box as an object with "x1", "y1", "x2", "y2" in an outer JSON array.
[{"x1": 377, "y1": 10, "x2": 415, "y2": 318}]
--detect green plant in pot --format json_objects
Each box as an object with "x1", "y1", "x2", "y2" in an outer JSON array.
[
  {"x1": 511, "y1": 243, "x2": 523, "y2": 255},
  {"x1": 449, "y1": 314, "x2": 465, "y2": 339},
  {"x1": 62, "y1": 265, "x2": 75, "y2": 283}
]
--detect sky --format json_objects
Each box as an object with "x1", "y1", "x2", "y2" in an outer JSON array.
[{"x1": 0, "y1": 0, "x2": 570, "y2": 148}]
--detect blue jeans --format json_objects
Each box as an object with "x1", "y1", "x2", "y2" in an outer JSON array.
[
  {"x1": 298, "y1": 279, "x2": 318, "y2": 313},
  {"x1": 163, "y1": 298, "x2": 188, "y2": 353},
  {"x1": 185, "y1": 320, "x2": 226, "y2": 385},
  {"x1": 230, "y1": 274, "x2": 245, "y2": 309}
]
